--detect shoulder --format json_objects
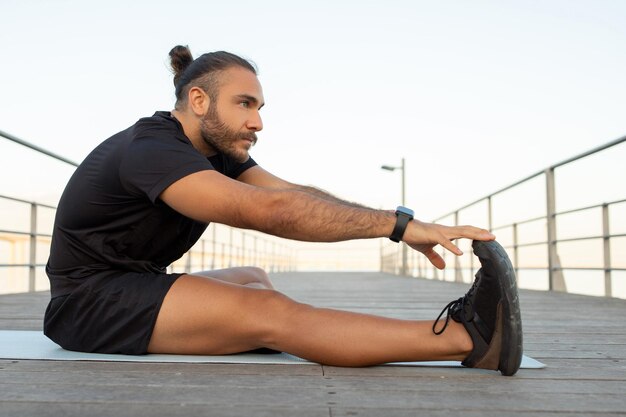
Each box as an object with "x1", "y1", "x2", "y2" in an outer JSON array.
[
  {"x1": 128, "y1": 111, "x2": 196, "y2": 153},
  {"x1": 119, "y1": 111, "x2": 210, "y2": 182}
]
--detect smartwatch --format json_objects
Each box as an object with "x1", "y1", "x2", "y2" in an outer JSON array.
[{"x1": 389, "y1": 206, "x2": 414, "y2": 242}]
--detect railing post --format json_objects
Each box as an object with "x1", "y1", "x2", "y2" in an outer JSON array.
[
  {"x1": 211, "y1": 224, "x2": 216, "y2": 270},
  {"x1": 241, "y1": 232, "x2": 246, "y2": 266},
  {"x1": 512, "y1": 223, "x2": 519, "y2": 276},
  {"x1": 417, "y1": 255, "x2": 423, "y2": 278},
  {"x1": 201, "y1": 239, "x2": 206, "y2": 271},
  {"x1": 228, "y1": 228, "x2": 233, "y2": 267},
  {"x1": 379, "y1": 239, "x2": 384, "y2": 273},
  {"x1": 454, "y1": 211, "x2": 462, "y2": 282},
  {"x1": 602, "y1": 203, "x2": 612, "y2": 297},
  {"x1": 397, "y1": 158, "x2": 408, "y2": 276},
  {"x1": 400, "y1": 242, "x2": 407, "y2": 275},
  {"x1": 487, "y1": 196, "x2": 493, "y2": 232},
  {"x1": 254, "y1": 236, "x2": 258, "y2": 267},
  {"x1": 545, "y1": 168, "x2": 565, "y2": 291},
  {"x1": 29, "y1": 203, "x2": 37, "y2": 292},
  {"x1": 221, "y1": 242, "x2": 225, "y2": 269},
  {"x1": 184, "y1": 248, "x2": 192, "y2": 273}
]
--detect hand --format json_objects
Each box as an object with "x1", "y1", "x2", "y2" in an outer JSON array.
[{"x1": 404, "y1": 220, "x2": 495, "y2": 270}]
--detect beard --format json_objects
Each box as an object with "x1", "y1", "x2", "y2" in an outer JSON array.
[{"x1": 199, "y1": 106, "x2": 257, "y2": 163}]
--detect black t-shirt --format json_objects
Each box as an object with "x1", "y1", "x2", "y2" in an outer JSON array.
[{"x1": 47, "y1": 111, "x2": 256, "y2": 297}]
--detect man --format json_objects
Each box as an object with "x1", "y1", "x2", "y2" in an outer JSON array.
[{"x1": 44, "y1": 45, "x2": 522, "y2": 376}]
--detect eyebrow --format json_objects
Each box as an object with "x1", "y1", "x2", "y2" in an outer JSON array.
[{"x1": 235, "y1": 94, "x2": 265, "y2": 110}]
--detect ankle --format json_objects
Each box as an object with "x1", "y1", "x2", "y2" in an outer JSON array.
[{"x1": 452, "y1": 320, "x2": 473, "y2": 358}]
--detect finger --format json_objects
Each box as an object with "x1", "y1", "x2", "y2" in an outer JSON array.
[
  {"x1": 439, "y1": 237, "x2": 463, "y2": 256},
  {"x1": 425, "y1": 248, "x2": 446, "y2": 270},
  {"x1": 445, "y1": 225, "x2": 495, "y2": 242}
]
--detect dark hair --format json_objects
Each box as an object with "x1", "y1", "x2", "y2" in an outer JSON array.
[{"x1": 169, "y1": 45, "x2": 257, "y2": 109}]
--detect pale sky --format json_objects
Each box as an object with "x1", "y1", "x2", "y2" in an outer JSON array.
[{"x1": 1, "y1": 0, "x2": 625, "y2": 221}]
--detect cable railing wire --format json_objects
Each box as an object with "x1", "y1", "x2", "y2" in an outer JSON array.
[
  {"x1": 0, "y1": 129, "x2": 79, "y2": 167},
  {"x1": 381, "y1": 135, "x2": 626, "y2": 298}
]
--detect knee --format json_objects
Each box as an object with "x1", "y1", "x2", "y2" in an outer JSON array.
[
  {"x1": 244, "y1": 267, "x2": 273, "y2": 289},
  {"x1": 245, "y1": 266, "x2": 268, "y2": 279},
  {"x1": 254, "y1": 289, "x2": 310, "y2": 345}
]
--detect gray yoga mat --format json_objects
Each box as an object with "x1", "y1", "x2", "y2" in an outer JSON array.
[{"x1": 0, "y1": 330, "x2": 545, "y2": 368}]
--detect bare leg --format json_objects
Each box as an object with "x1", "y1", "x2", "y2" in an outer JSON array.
[{"x1": 148, "y1": 274, "x2": 472, "y2": 367}]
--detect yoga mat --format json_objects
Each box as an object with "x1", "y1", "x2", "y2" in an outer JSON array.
[{"x1": 0, "y1": 330, "x2": 545, "y2": 368}]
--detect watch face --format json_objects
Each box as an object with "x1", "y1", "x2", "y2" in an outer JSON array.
[{"x1": 396, "y1": 206, "x2": 414, "y2": 217}]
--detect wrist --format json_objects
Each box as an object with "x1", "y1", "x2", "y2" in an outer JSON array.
[{"x1": 389, "y1": 206, "x2": 414, "y2": 242}]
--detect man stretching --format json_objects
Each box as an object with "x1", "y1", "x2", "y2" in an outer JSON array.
[{"x1": 44, "y1": 45, "x2": 522, "y2": 376}]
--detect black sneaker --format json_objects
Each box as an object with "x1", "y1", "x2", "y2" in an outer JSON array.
[{"x1": 432, "y1": 240, "x2": 523, "y2": 376}]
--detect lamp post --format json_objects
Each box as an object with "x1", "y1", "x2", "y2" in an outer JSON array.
[{"x1": 381, "y1": 158, "x2": 408, "y2": 276}]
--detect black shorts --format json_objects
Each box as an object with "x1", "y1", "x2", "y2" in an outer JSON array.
[{"x1": 43, "y1": 271, "x2": 182, "y2": 355}]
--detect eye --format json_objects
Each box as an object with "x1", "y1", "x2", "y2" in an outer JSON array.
[{"x1": 239, "y1": 100, "x2": 250, "y2": 108}]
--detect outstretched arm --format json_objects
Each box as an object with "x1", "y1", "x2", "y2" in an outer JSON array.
[
  {"x1": 161, "y1": 169, "x2": 392, "y2": 242},
  {"x1": 161, "y1": 169, "x2": 495, "y2": 268}
]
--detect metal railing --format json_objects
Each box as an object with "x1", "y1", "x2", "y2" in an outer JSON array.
[
  {"x1": 5, "y1": 127, "x2": 625, "y2": 297},
  {"x1": 0, "y1": 193, "x2": 56, "y2": 291},
  {"x1": 381, "y1": 135, "x2": 626, "y2": 298},
  {"x1": 169, "y1": 224, "x2": 296, "y2": 274}
]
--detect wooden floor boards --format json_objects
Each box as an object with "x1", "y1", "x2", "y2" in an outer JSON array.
[{"x1": 1, "y1": 271, "x2": 625, "y2": 417}]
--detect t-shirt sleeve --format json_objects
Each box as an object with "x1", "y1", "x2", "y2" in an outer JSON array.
[{"x1": 119, "y1": 135, "x2": 214, "y2": 203}]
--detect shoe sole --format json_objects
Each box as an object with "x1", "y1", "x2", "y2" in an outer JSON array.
[{"x1": 472, "y1": 240, "x2": 523, "y2": 376}]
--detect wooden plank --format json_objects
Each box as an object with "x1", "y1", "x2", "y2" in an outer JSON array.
[
  {"x1": 330, "y1": 409, "x2": 623, "y2": 417},
  {"x1": 524, "y1": 348, "x2": 626, "y2": 360},
  {"x1": 324, "y1": 358, "x2": 626, "y2": 380},
  {"x1": 320, "y1": 389, "x2": 626, "y2": 413},
  {"x1": 318, "y1": 376, "x2": 626, "y2": 395},
  {"x1": 0, "y1": 382, "x2": 330, "y2": 407},
  {"x1": 0, "y1": 372, "x2": 330, "y2": 388},
  {"x1": 0, "y1": 360, "x2": 323, "y2": 376},
  {"x1": 0, "y1": 402, "x2": 330, "y2": 417}
]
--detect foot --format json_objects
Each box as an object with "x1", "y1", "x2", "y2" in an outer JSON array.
[{"x1": 432, "y1": 240, "x2": 523, "y2": 376}]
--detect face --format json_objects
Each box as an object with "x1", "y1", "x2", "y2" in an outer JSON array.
[{"x1": 199, "y1": 67, "x2": 264, "y2": 163}]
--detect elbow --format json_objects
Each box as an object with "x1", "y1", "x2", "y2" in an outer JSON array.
[{"x1": 237, "y1": 189, "x2": 293, "y2": 232}]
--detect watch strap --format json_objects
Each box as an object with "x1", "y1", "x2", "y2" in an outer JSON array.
[{"x1": 390, "y1": 207, "x2": 413, "y2": 242}]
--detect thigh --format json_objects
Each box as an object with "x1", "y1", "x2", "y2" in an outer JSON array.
[{"x1": 147, "y1": 274, "x2": 296, "y2": 355}]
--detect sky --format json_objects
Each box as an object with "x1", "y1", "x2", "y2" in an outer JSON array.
[
  {"x1": 1, "y1": 0, "x2": 625, "y2": 295},
  {"x1": 1, "y1": 0, "x2": 624, "y2": 215}
]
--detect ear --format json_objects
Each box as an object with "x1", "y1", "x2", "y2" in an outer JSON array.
[{"x1": 187, "y1": 86, "x2": 210, "y2": 116}]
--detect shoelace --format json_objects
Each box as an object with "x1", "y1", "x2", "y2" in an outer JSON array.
[
  {"x1": 432, "y1": 297, "x2": 469, "y2": 335},
  {"x1": 432, "y1": 277, "x2": 480, "y2": 335}
]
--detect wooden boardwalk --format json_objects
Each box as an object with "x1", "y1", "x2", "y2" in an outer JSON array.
[{"x1": 1, "y1": 271, "x2": 625, "y2": 417}]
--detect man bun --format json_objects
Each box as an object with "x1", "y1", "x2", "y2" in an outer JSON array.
[{"x1": 169, "y1": 45, "x2": 194, "y2": 87}]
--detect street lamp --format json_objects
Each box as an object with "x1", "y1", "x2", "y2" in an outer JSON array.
[
  {"x1": 381, "y1": 158, "x2": 408, "y2": 276},
  {"x1": 380, "y1": 158, "x2": 405, "y2": 206}
]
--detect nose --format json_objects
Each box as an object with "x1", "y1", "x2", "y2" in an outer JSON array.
[{"x1": 247, "y1": 111, "x2": 263, "y2": 132}]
